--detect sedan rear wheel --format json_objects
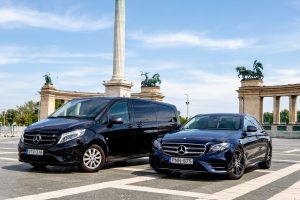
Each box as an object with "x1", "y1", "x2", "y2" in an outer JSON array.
[
  {"x1": 227, "y1": 148, "x2": 245, "y2": 180},
  {"x1": 80, "y1": 144, "x2": 105, "y2": 172}
]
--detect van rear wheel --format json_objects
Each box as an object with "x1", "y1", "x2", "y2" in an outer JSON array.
[{"x1": 80, "y1": 144, "x2": 105, "y2": 172}]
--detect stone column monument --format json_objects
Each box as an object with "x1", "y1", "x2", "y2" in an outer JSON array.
[{"x1": 104, "y1": 0, "x2": 133, "y2": 97}]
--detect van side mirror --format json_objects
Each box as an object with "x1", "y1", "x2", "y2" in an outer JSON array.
[
  {"x1": 246, "y1": 125, "x2": 257, "y2": 132},
  {"x1": 109, "y1": 117, "x2": 124, "y2": 125}
]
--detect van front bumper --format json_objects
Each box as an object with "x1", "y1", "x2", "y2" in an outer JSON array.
[{"x1": 18, "y1": 139, "x2": 85, "y2": 166}]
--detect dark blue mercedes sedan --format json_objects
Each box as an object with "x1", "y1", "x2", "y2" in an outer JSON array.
[{"x1": 150, "y1": 113, "x2": 272, "y2": 180}]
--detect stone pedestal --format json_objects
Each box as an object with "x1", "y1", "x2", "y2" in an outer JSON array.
[
  {"x1": 104, "y1": 80, "x2": 133, "y2": 97},
  {"x1": 40, "y1": 84, "x2": 56, "y2": 120},
  {"x1": 241, "y1": 79, "x2": 263, "y2": 87},
  {"x1": 132, "y1": 87, "x2": 164, "y2": 102}
]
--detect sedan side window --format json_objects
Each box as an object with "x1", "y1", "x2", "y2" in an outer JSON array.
[{"x1": 108, "y1": 101, "x2": 130, "y2": 124}]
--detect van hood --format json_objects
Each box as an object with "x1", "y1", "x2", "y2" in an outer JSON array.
[
  {"x1": 162, "y1": 129, "x2": 240, "y2": 145},
  {"x1": 25, "y1": 118, "x2": 95, "y2": 134}
]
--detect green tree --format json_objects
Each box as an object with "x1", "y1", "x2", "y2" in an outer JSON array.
[
  {"x1": 15, "y1": 101, "x2": 39, "y2": 126},
  {"x1": 263, "y1": 112, "x2": 273, "y2": 124},
  {"x1": 280, "y1": 109, "x2": 289, "y2": 124},
  {"x1": 179, "y1": 116, "x2": 187, "y2": 125},
  {"x1": 297, "y1": 111, "x2": 300, "y2": 123},
  {"x1": 6, "y1": 109, "x2": 18, "y2": 125}
]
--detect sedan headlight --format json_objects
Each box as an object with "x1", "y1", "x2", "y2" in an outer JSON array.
[
  {"x1": 210, "y1": 142, "x2": 230, "y2": 153},
  {"x1": 153, "y1": 139, "x2": 162, "y2": 150},
  {"x1": 58, "y1": 129, "x2": 86, "y2": 144}
]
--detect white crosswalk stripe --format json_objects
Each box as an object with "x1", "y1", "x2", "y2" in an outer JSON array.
[{"x1": 268, "y1": 180, "x2": 300, "y2": 200}]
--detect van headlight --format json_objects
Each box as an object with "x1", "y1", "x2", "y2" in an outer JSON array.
[
  {"x1": 210, "y1": 143, "x2": 230, "y2": 153},
  {"x1": 58, "y1": 129, "x2": 86, "y2": 144},
  {"x1": 153, "y1": 139, "x2": 162, "y2": 150}
]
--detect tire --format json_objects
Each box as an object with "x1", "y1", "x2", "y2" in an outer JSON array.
[
  {"x1": 258, "y1": 145, "x2": 272, "y2": 169},
  {"x1": 30, "y1": 163, "x2": 47, "y2": 168},
  {"x1": 227, "y1": 148, "x2": 245, "y2": 180},
  {"x1": 153, "y1": 168, "x2": 172, "y2": 175},
  {"x1": 80, "y1": 144, "x2": 105, "y2": 172}
]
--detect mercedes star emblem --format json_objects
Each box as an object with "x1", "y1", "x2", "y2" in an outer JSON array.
[
  {"x1": 33, "y1": 135, "x2": 42, "y2": 144},
  {"x1": 177, "y1": 145, "x2": 186, "y2": 155}
]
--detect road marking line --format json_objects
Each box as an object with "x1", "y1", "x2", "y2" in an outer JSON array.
[
  {"x1": 113, "y1": 185, "x2": 207, "y2": 198},
  {"x1": 0, "y1": 157, "x2": 18, "y2": 162},
  {"x1": 206, "y1": 163, "x2": 300, "y2": 200},
  {"x1": 273, "y1": 153, "x2": 300, "y2": 156},
  {"x1": 0, "y1": 151, "x2": 18, "y2": 155},
  {"x1": 268, "y1": 180, "x2": 300, "y2": 200},
  {"x1": 114, "y1": 167, "x2": 154, "y2": 173},
  {"x1": 5, "y1": 176, "x2": 156, "y2": 200},
  {"x1": 273, "y1": 159, "x2": 300, "y2": 163},
  {"x1": 0, "y1": 147, "x2": 17, "y2": 150},
  {"x1": 284, "y1": 149, "x2": 300, "y2": 153},
  {"x1": 254, "y1": 169, "x2": 275, "y2": 173}
]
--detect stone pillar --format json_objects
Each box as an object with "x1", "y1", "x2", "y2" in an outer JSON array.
[
  {"x1": 273, "y1": 96, "x2": 281, "y2": 124},
  {"x1": 260, "y1": 97, "x2": 264, "y2": 123},
  {"x1": 104, "y1": 0, "x2": 132, "y2": 97},
  {"x1": 112, "y1": 0, "x2": 125, "y2": 80},
  {"x1": 289, "y1": 95, "x2": 297, "y2": 124},
  {"x1": 239, "y1": 97, "x2": 244, "y2": 113},
  {"x1": 39, "y1": 84, "x2": 56, "y2": 120}
]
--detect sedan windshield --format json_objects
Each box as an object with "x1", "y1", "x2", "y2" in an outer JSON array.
[
  {"x1": 50, "y1": 98, "x2": 110, "y2": 119},
  {"x1": 184, "y1": 115, "x2": 242, "y2": 131}
]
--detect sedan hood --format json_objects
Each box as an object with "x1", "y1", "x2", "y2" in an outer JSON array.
[
  {"x1": 25, "y1": 118, "x2": 95, "y2": 134},
  {"x1": 162, "y1": 129, "x2": 240, "y2": 145}
]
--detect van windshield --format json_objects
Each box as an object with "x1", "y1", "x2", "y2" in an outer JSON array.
[
  {"x1": 184, "y1": 115, "x2": 242, "y2": 131},
  {"x1": 50, "y1": 98, "x2": 110, "y2": 119}
]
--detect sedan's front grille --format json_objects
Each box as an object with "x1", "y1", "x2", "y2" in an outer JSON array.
[
  {"x1": 162, "y1": 143, "x2": 206, "y2": 157},
  {"x1": 24, "y1": 132, "x2": 59, "y2": 148}
]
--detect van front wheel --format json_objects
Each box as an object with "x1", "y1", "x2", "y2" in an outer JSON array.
[{"x1": 80, "y1": 144, "x2": 105, "y2": 172}]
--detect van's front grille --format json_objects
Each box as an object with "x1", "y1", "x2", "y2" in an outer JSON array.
[
  {"x1": 162, "y1": 143, "x2": 206, "y2": 157},
  {"x1": 24, "y1": 132, "x2": 59, "y2": 148}
]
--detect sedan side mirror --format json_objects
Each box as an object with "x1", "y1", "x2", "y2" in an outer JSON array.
[
  {"x1": 246, "y1": 125, "x2": 257, "y2": 132},
  {"x1": 109, "y1": 117, "x2": 124, "y2": 125}
]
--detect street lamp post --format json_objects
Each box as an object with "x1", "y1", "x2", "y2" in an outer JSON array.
[{"x1": 185, "y1": 94, "x2": 190, "y2": 120}]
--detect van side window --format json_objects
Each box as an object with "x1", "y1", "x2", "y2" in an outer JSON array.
[
  {"x1": 108, "y1": 101, "x2": 129, "y2": 123},
  {"x1": 132, "y1": 101, "x2": 156, "y2": 122},
  {"x1": 156, "y1": 105, "x2": 177, "y2": 122}
]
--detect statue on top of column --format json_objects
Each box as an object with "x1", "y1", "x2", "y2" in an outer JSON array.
[
  {"x1": 43, "y1": 73, "x2": 53, "y2": 85},
  {"x1": 141, "y1": 72, "x2": 161, "y2": 87},
  {"x1": 236, "y1": 60, "x2": 264, "y2": 80}
]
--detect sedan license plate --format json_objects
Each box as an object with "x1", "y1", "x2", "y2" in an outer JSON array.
[
  {"x1": 26, "y1": 149, "x2": 44, "y2": 156},
  {"x1": 170, "y1": 157, "x2": 193, "y2": 165}
]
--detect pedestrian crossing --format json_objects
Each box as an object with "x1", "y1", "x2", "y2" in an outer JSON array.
[{"x1": 0, "y1": 138, "x2": 300, "y2": 200}]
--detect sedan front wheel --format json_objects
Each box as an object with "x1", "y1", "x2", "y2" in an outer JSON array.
[{"x1": 227, "y1": 148, "x2": 245, "y2": 180}]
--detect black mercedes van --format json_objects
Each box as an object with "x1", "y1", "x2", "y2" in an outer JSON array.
[{"x1": 18, "y1": 97, "x2": 180, "y2": 172}]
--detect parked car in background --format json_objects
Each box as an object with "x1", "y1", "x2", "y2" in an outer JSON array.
[
  {"x1": 18, "y1": 97, "x2": 180, "y2": 172},
  {"x1": 150, "y1": 113, "x2": 272, "y2": 179}
]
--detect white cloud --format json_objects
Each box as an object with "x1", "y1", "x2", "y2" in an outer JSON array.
[
  {"x1": 0, "y1": 7, "x2": 113, "y2": 31},
  {"x1": 131, "y1": 31, "x2": 255, "y2": 49},
  {"x1": 0, "y1": 46, "x2": 113, "y2": 65}
]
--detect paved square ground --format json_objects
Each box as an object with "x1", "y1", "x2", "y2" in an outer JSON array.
[{"x1": 0, "y1": 138, "x2": 299, "y2": 200}]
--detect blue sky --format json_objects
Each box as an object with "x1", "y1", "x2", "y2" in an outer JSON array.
[{"x1": 0, "y1": 0, "x2": 300, "y2": 117}]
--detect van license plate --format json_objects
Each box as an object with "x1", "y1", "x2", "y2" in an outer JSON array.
[
  {"x1": 170, "y1": 157, "x2": 193, "y2": 165},
  {"x1": 26, "y1": 149, "x2": 44, "y2": 156}
]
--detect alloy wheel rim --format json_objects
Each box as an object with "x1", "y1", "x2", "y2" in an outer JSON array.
[
  {"x1": 231, "y1": 150, "x2": 244, "y2": 176},
  {"x1": 83, "y1": 148, "x2": 102, "y2": 169}
]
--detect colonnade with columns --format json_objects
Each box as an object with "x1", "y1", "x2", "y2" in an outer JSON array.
[{"x1": 237, "y1": 79, "x2": 300, "y2": 124}]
